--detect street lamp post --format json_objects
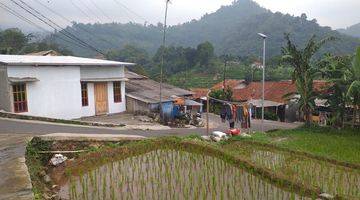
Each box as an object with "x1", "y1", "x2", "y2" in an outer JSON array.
[
  {"x1": 258, "y1": 33, "x2": 267, "y2": 133},
  {"x1": 160, "y1": 0, "x2": 170, "y2": 120}
]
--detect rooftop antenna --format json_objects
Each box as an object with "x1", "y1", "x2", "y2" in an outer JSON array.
[{"x1": 159, "y1": 0, "x2": 170, "y2": 121}]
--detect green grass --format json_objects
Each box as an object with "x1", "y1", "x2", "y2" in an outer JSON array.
[{"x1": 230, "y1": 126, "x2": 360, "y2": 164}]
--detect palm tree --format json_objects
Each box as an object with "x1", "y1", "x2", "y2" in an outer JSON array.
[
  {"x1": 347, "y1": 47, "x2": 360, "y2": 127},
  {"x1": 281, "y1": 34, "x2": 334, "y2": 126}
]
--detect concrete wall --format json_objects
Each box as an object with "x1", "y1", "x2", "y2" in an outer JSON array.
[
  {"x1": 0, "y1": 65, "x2": 11, "y2": 111},
  {"x1": 107, "y1": 81, "x2": 126, "y2": 114},
  {"x1": 7, "y1": 66, "x2": 82, "y2": 119},
  {"x1": 80, "y1": 82, "x2": 95, "y2": 117},
  {"x1": 80, "y1": 66, "x2": 124, "y2": 79}
]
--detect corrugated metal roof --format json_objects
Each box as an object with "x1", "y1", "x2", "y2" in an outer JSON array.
[
  {"x1": 247, "y1": 99, "x2": 284, "y2": 107},
  {"x1": 125, "y1": 71, "x2": 194, "y2": 104},
  {"x1": 0, "y1": 55, "x2": 135, "y2": 66},
  {"x1": 125, "y1": 70, "x2": 148, "y2": 79}
]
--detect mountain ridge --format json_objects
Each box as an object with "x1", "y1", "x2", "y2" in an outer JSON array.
[
  {"x1": 52, "y1": 0, "x2": 360, "y2": 57},
  {"x1": 338, "y1": 23, "x2": 360, "y2": 38}
]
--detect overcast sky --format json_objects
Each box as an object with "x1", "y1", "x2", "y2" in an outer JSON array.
[{"x1": 0, "y1": 0, "x2": 359, "y2": 32}]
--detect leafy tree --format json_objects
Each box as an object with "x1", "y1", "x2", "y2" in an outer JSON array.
[
  {"x1": 20, "y1": 41, "x2": 73, "y2": 55},
  {"x1": 184, "y1": 47, "x2": 198, "y2": 67},
  {"x1": 196, "y1": 41, "x2": 214, "y2": 68},
  {"x1": 319, "y1": 54, "x2": 352, "y2": 127},
  {"x1": 282, "y1": 34, "x2": 334, "y2": 126},
  {"x1": 347, "y1": 47, "x2": 360, "y2": 127},
  {"x1": 106, "y1": 44, "x2": 149, "y2": 66},
  {"x1": 0, "y1": 28, "x2": 28, "y2": 54},
  {"x1": 0, "y1": 28, "x2": 73, "y2": 55},
  {"x1": 209, "y1": 86, "x2": 233, "y2": 101}
]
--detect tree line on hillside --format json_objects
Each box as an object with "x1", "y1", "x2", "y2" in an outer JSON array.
[
  {"x1": 50, "y1": 0, "x2": 359, "y2": 58},
  {"x1": 0, "y1": 28, "x2": 72, "y2": 55},
  {"x1": 105, "y1": 40, "x2": 295, "y2": 87}
]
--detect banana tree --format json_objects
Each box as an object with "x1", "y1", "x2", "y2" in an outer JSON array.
[
  {"x1": 347, "y1": 47, "x2": 360, "y2": 127},
  {"x1": 281, "y1": 34, "x2": 334, "y2": 126},
  {"x1": 318, "y1": 54, "x2": 352, "y2": 127}
]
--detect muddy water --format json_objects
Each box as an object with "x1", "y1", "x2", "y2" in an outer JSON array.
[
  {"x1": 59, "y1": 150, "x2": 310, "y2": 200},
  {"x1": 222, "y1": 143, "x2": 360, "y2": 199}
]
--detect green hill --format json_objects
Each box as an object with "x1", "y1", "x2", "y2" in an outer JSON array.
[{"x1": 53, "y1": 0, "x2": 360, "y2": 57}]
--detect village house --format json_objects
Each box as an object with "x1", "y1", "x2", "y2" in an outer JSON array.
[
  {"x1": 0, "y1": 55, "x2": 134, "y2": 119},
  {"x1": 191, "y1": 80, "x2": 328, "y2": 122},
  {"x1": 125, "y1": 70, "x2": 199, "y2": 117}
]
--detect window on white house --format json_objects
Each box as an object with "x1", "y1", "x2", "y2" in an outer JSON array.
[
  {"x1": 81, "y1": 82, "x2": 88, "y2": 106},
  {"x1": 12, "y1": 83, "x2": 28, "y2": 113},
  {"x1": 113, "y1": 81, "x2": 122, "y2": 103}
]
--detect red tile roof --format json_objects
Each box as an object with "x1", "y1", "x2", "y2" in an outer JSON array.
[
  {"x1": 233, "y1": 80, "x2": 328, "y2": 103},
  {"x1": 212, "y1": 79, "x2": 245, "y2": 90}
]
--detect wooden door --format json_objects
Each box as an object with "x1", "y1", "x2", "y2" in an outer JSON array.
[{"x1": 94, "y1": 82, "x2": 108, "y2": 115}]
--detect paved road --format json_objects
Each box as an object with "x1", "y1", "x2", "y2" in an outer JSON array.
[{"x1": 0, "y1": 115, "x2": 300, "y2": 136}]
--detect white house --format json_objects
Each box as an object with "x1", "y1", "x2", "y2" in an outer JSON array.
[{"x1": 0, "y1": 55, "x2": 134, "y2": 119}]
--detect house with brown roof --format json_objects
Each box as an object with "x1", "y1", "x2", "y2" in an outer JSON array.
[
  {"x1": 211, "y1": 79, "x2": 247, "y2": 91},
  {"x1": 191, "y1": 79, "x2": 328, "y2": 122},
  {"x1": 232, "y1": 80, "x2": 328, "y2": 122},
  {"x1": 233, "y1": 80, "x2": 328, "y2": 103}
]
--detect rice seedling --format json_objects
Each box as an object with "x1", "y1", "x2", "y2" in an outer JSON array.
[{"x1": 59, "y1": 146, "x2": 317, "y2": 200}]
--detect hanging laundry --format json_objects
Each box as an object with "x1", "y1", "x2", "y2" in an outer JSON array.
[
  {"x1": 236, "y1": 106, "x2": 244, "y2": 122},
  {"x1": 248, "y1": 105, "x2": 252, "y2": 128},
  {"x1": 220, "y1": 105, "x2": 227, "y2": 123},
  {"x1": 225, "y1": 104, "x2": 233, "y2": 121}
]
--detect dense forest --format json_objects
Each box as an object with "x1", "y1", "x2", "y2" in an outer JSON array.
[{"x1": 50, "y1": 0, "x2": 360, "y2": 58}]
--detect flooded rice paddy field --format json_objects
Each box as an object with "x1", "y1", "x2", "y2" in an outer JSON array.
[
  {"x1": 223, "y1": 142, "x2": 360, "y2": 199},
  {"x1": 59, "y1": 150, "x2": 311, "y2": 200}
]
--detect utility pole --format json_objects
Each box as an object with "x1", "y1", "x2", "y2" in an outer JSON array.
[
  {"x1": 222, "y1": 55, "x2": 228, "y2": 91},
  {"x1": 159, "y1": 0, "x2": 170, "y2": 120}
]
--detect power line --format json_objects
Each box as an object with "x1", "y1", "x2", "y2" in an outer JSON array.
[
  {"x1": 69, "y1": 0, "x2": 93, "y2": 23},
  {"x1": 77, "y1": 0, "x2": 103, "y2": 23},
  {"x1": 0, "y1": 2, "x2": 87, "y2": 49},
  {"x1": 10, "y1": 0, "x2": 105, "y2": 55},
  {"x1": 88, "y1": 0, "x2": 112, "y2": 22},
  {"x1": 33, "y1": 0, "x2": 119, "y2": 49},
  {"x1": 111, "y1": 0, "x2": 148, "y2": 24},
  {"x1": 9, "y1": 0, "x2": 89, "y2": 50}
]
